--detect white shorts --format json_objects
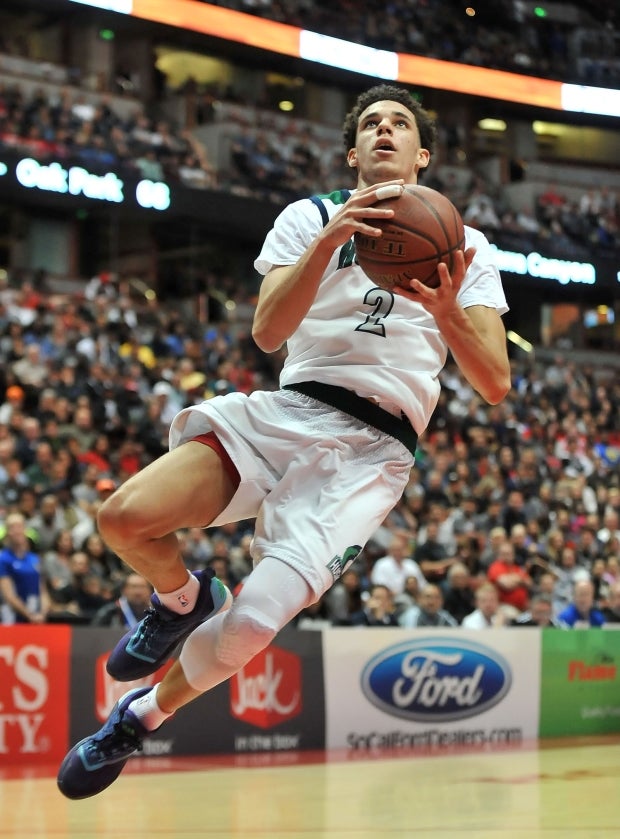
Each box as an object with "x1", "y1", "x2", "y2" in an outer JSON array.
[{"x1": 169, "y1": 389, "x2": 414, "y2": 599}]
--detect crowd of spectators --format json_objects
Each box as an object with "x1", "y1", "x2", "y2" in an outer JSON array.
[
  {"x1": 0, "y1": 82, "x2": 217, "y2": 189},
  {"x1": 426, "y1": 172, "x2": 620, "y2": 260},
  {"x1": 1, "y1": 52, "x2": 619, "y2": 258},
  {"x1": 0, "y1": 267, "x2": 618, "y2": 631},
  {"x1": 206, "y1": 0, "x2": 619, "y2": 88},
  {"x1": 218, "y1": 107, "x2": 620, "y2": 254},
  {"x1": 194, "y1": 98, "x2": 620, "y2": 256}
]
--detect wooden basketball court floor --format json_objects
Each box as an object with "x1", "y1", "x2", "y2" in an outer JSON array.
[{"x1": 1, "y1": 736, "x2": 619, "y2": 839}]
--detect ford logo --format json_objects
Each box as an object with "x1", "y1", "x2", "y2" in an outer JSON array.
[{"x1": 361, "y1": 637, "x2": 512, "y2": 722}]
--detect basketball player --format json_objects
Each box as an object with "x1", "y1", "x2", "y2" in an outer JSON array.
[{"x1": 57, "y1": 83, "x2": 510, "y2": 799}]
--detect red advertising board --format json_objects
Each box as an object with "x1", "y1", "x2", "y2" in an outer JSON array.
[
  {"x1": 0, "y1": 625, "x2": 71, "y2": 763},
  {"x1": 230, "y1": 645, "x2": 303, "y2": 729}
]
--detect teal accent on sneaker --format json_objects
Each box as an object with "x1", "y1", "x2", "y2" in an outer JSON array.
[
  {"x1": 106, "y1": 569, "x2": 232, "y2": 681},
  {"x1": 57, "y1": 687, "x2": 151, "y2": 800}
]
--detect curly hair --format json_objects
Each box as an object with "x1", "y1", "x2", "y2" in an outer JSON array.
[{"x1": 342, "y1": 84, "x2": 437, "y2": 158}]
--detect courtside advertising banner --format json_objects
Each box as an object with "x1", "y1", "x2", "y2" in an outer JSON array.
[
  {"x1": 182, "y1": 627, "x2": 326, "y2": 755},
  {"x1": 0, "y1": 625, "x2": 71, "y2": 763},
  {"x1": 69, "y1": 628, "x2": 176, "y2": 755},
  {"x1": 69, "y1": 626, "x2": 325, "y2": 756},
  {"x1": 539, "y1": 629, "x2": 620, "y2": 737},
  {"x1": 322, "y1": 628, "x2": 540, "y2": 751}
]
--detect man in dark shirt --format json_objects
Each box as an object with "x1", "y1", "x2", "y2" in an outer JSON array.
[
  {"x1": 92, "y1": 573, "x2": 153, "y2": 628},
  {"x1": 511, "y1": 594, "x2": 563, "y2": 627},
  {"x1": 349, "y1": 584, "x2": 399, "y2": 627},
  {"x1": 414, "y1": 521, "x2": 452, "y2": 583}
]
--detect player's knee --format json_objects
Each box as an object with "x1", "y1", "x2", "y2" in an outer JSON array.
[
  {"x1": 215, "y1": 604, "x2": 279, "y2": 670},
  {"x1": 97, "y1": 485, "x2": 151, "y2": 549}
]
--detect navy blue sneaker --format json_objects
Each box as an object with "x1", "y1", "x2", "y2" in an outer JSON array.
[
  {"x1": 106, "y1": 569, "x2": 232, "y2": 681},
  {"x1": 57, "y1": 687, "x2": 152, "y2": 799}
]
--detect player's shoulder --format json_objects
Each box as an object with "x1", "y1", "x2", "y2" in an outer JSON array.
[
  {"x1": 306, "y1": 188, "x2": 352, "y2": 225},
  {"x1": 463, "y1": 224, "x2": 492, "y2": 248},
  {"x1": 276, "y1": 188, "x2": 350, "y2": 223}
]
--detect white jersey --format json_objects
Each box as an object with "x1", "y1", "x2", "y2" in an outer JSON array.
[{"x1": 255, "y1": 190, "x2": 508, "y2": 434}]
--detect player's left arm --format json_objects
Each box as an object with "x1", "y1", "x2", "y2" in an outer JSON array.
[
  {"x1": 409, "y1": 248, "x2": 511, "y2": 405},
  {"x1": 450, "y1": 303, "x2": 511, "y2": 404}
]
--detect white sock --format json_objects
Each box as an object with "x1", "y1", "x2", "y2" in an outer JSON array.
[
  {"x1": 156, "y1": 572, "x2": 200, "y2": 615},
  {"x1": 129, "y1": 684, "x2": 172, "y2": 732}
]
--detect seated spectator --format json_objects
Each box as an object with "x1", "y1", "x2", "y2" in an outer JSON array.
[
  {"x1": 12, "y1": 343, "x2": 48, "y2": 388},
  {"x1": 591, "y1": 557, "x2": 608, "y2": 605},
  {"x1": 42, "y1": 528, "x2": 76, "y2": 604},
  {"x1": 393, "y1": 574, "x2": 421, "y2": 620},
  {"x1": 601, "y1": 581, "x2": 620, "y2": 623},
  {"x1": 398, "y1": 583, "x2": 458, "y2": 628},
  {"x1": 135, "y1": 148, "x2": 164, "y2": 181},
  {"x1": 461, "y1": 583, "x2": 507, "y2": 628},
  {"x1": 602, "y1": 555, "x2": 620, "y2": 592},
  {"x1": 463, "y1": 193, "x2": 501, "y2": 230},
  {"x1": 558, "y1": 579, "x2": 606, "y2": 628},
  {"x1": 229, "y1": 532, "x2": 254, "y2": 585},
  {"x1": 349, "y1": 584, "x2": 399, "y2": 627},
  {"x1": 178, "y1": 152, "x2": 215, "y2": 189},
  {"x1": 537, "y1": 183, "x2": 567, "y2": 220},
  {"x1": 479, "y1": 525, "x2": 507, "y2": 569},
  {"x1": 91, "y1": 573, "x2": 153, "y2": 628},
  {"x1": 370, "y1": 531, "x2": 425, "y2": 596},
  {"x1": 0, "y1": 453, "x2": 29, "y2": 511},
  {"x1": 206, "y1": 555, "x2": 240, "y2": 594},
  {"x1": 27, "y1": 493, "x2": 66, "y2": 554},
  {"x1": 550, "y1": 545, "x2": 591, "y2": 613},
  {"x1": 326, "y1": 567, "x2": 364, "y2": 626},
  {"x1": 51, "y1": 551, "x2": 110, "y2": 623},
  {"x1": 294, "y1": 595, "x2": 333, "y2": 630},
  {"x1": 515, "y1": 206, "x2": 541, "y2": 235},
  {"x1": 177, "y1": 526, "x2": 214, "y2": 570},
  {"x1": 511, "y1": 594, "x2": 564, "y2": 627},
  {"x1": 509, "y1": 523, "x2": 531, "y2": 567},
  {"x1": 487, "y1": 541, "x2": 533, "y2": 614},
  {"x1": 0, "y1": 384, "x2": 26, "y2": 425},
  {"x1": 441, "y1": 561, "x2": 476, "y2": 624},
  {"x1": 82, "y1": 530, "x2": 124, "y2": 589},
  {"x1": 533, "y1": 570, "x2": 562, "y2": 614},
  {"x1": 23, "y1": 440, "x2": 55, "y2": 495},
  {"x1": 413, "y1": 521, "x2": 453, "y2": 584}
]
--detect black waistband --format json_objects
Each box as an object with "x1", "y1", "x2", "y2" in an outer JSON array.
[{"x1": 282, "y1": 381, "x2": 418, "y2": 456}]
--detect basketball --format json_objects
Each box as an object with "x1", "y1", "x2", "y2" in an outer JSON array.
[{"x1": 354, "y1": 184, "x2": 465, "y2": 292}]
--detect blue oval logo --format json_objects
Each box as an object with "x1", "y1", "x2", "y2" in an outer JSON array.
[{"x1": 361, "y1": 637, "x2": 512, "y2": 722}]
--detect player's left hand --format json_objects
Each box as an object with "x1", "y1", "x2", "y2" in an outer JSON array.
[{"x1": 395, "y1": 247, "x2": 476, "y2": 315}]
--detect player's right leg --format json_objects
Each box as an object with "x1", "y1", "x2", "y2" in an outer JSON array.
[
  {"x1": 97, "y1": 440, "x2": 238, "y2": 680},
  {"x1": 57, "y1": 557, "x2": 314, "y2": 799}
]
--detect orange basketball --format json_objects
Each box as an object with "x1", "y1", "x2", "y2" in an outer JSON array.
[{"x1": 354, "y1": 184, "x2": 465, "y2": 292}]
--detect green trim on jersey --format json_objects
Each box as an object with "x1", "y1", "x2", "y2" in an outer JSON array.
[
  {"x1": 338, "y1": 239, "x2": 356, "y2": 270},
  {"x1": 313, "y1": 189, "x2": 351, "y2": 205},
  {"x1": 309, "y1": 190, "x2": 353, "y2": 266}
]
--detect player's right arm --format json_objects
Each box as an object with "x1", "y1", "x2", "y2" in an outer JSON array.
[{"x1": 252, "y1": 181, "x2": 403, "y2": 353}]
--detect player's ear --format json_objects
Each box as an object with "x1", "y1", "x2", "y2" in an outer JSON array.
[
  {"x1": 347, "y1": 148, "x2": 358, "y2": 169},
  {"x1": 417, "y1": 149, "x2": 431, "y2": 169}
]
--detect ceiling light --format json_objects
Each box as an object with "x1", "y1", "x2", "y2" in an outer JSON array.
[{"x1": 478, "y1": 118, "x2": 507, "y2": 131}]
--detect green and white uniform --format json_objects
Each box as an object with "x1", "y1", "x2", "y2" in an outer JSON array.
[{"x1": 169, "y1": 191, "x2": 507, "y2": 598}]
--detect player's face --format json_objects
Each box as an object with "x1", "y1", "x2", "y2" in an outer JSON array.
[{"x1": 348, "y1": 99, "x2": 430, "y2": 187}]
